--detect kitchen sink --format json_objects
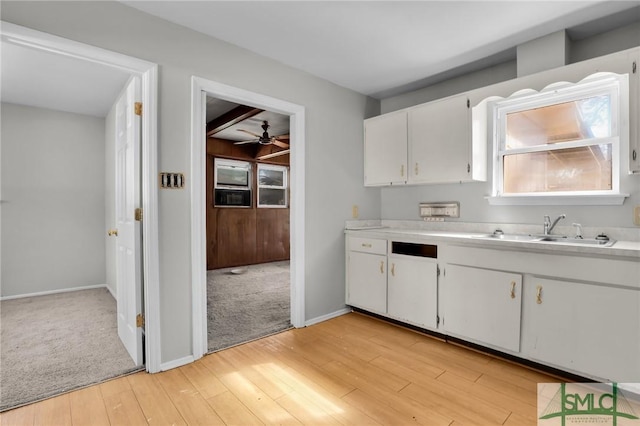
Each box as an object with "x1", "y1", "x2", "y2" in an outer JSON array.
[
  {"x1": 472, "y1": 233, "x2": 539, "y2": 242},
  {"x1": 534, "y1": 236, "x2": 616, "y2": 247},
  {"x1": 472, "y1": 231, "x2": 616, "y2": 247}
]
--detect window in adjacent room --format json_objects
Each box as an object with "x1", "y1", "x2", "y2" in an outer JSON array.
[
  {"x1": 490, "y1": 72, "x2": 628, "y2": 204},
  {"x1": 257, "y1": 164, "x2": 288, "y2": 207}
]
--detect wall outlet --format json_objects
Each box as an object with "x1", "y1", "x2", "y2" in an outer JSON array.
[
  {"x1": 634, "y1": 205, "x2": 640, "y2": 226},
  {"x1": 352, "y1": 205, "x2": 359, "y2": 219}
]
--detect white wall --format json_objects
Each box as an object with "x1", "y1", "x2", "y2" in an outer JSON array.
[
  {"x1": 0, "y1": 103, "x2": 106, "y2": 297},
  {"x1": 0, "y1": 1, "x2": 381, "y2": 364},
  {"x1": 381, "y1": 61, "x2": 516, "y2": 114},
  {"x1": 378, "y1": 22, "x2": 640, "y2": 229},
  {"x1": 571, "y1": 21, "x2": 640, "y2": 63},
  {"x1": 382, "y1": 21, "x2": 640, "y2": 113}
]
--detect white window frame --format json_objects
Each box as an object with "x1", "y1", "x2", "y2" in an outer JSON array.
[
  {"x1": 488, "y1": 72, "x2": 629, "y2": 206},
  {"x1": 214, "y1": 158, "x2": 251, "y2": 189},
  {"x1": 257, "y1": 163, "x2": 288, "y2": 208}
]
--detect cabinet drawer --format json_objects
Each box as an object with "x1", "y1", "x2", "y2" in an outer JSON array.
[{"x1": 348, "y1": 237, "x2": 387, "y2": 255}]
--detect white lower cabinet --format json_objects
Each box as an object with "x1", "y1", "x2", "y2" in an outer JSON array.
[
  {"x1": 387, "y1": 255, "x2": 438, "y2": 330},
  {"x1": 346, "y1": 234, "x2": 640, "y2": 381},
  {"x1": 442, "y1": 264, "x2": 522, "y2": 353},
  {"x1": 346, "y1": 237, "x2": 387, "y2": 315},
  {"x1": 522, "y1": 276, "x2": 640, "y2": 382}
]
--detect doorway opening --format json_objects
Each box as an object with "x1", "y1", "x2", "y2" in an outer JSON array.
[
  {"x1": 190, "y1": 77, "x2": 305, "y2": 359},
  {"x1": 0, "y1": 22, "x2": 160, "y2": 410},
  {"x1": 205, "y1": 98, "x2": 292, "y2": 351}
]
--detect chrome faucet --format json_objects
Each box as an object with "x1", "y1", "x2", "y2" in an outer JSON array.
[{"x1": 544, "y1": 214, "x2": 566, "y2": 235}]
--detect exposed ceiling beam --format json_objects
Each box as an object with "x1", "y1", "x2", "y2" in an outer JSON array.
[
  {"x1": 206, "y1": 105, "x2": 263, "y2": 137},
  {"x1": 257, "y1": 149, "x2": 290, "y2": 160}
]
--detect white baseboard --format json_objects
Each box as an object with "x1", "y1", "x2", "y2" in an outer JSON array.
[
  {"x1": 304, "y1": 307, "x2": 352, "y2": 327},
  {"x1": 0, "y1": 284, "x2": 108, "y2": 301},
  {"x1": 160, "y1": 355, "x2": 195, "y2": 372}
]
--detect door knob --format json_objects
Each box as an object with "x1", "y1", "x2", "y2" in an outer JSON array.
[{"x1": 107, "y1": 229, "x2": 118, "y2": 236}]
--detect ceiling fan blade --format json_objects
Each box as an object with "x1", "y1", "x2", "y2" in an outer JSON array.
[
  {"x1": 233, "y1": 139, "x2": 258, "y2": 145},
  {"x1": 273, "y1": 134, "x2": 290, "y2": 140},
  {"x1": 272, "y1": 140, "x2": 290, "y2": 149},
  {"x1": 237, "y1": 129, "x2": 262, "y2": 138},
  {"x1": 257, "y1": 149, "x2": 290, "y2": 160}
]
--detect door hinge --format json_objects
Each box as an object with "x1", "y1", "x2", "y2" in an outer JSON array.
[
  {"x1": 467, "y1": 163, "x2": 471, "y2": 173},
  {"x1": 437, "y1": 265, "x2": 440, "y2": 277},
  {"x1": 633, "y1": 61, "x2": 637, "y2": 74},
  {"x1": 136, "y1": 313, "x2": 145, "y2": 328},
  {"x1": 436, "y1": 315, "x2": 440, "y2": 326},
  {"x1": 134, "y1": 102, "x2": 142, "y2": 116},
  {"x1": 135, "y1": 208, "x2": 143, "y2": 222},
  {"x1": 466, "y1": 99, "x2": 470, "y2": 108}
]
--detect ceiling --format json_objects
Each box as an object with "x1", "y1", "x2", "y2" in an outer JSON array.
[
  {"x1": 124, "y1": 1, "x2": 640, "y2": 99},
  {"x1": 0, "y1": 39, "x2": 131, "y2": 118},
  {"x1": 205, "y1": 97, "x2": 290, "y2": 143},
  {"x1": 2, "y1": 1, "x2": 638, "y2": 119}
]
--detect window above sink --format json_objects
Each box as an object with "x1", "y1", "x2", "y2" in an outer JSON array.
[{"x1": 487, "y1": 72, "x2": 629, "y2": 206}]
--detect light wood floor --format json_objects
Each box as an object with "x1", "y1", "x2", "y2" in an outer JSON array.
[{"x1": 1, "y1": 312, "x2": 563, "y2": 425}]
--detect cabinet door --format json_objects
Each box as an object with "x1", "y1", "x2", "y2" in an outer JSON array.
[
  {"x1": 388, "y1": 256, "x2": 438, "y2": 330},
  {"x1": 442, "y1": 265, "x2": 522, "y2": 352},
  {"x1": 409, "y1": 94, "x2": 471, "y2": 184},
  {"x1": 346, "y1": 251, "x2": 387, "y2": 314},
  {"x1": 364, "y1": 111, "x2": 407, "y2": 186},
  {"x1": 522, "y1": 277, "x2": 640, "y2": 382}
]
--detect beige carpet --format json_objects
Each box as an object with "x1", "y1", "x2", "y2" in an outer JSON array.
[
  {"x1": 0, "y1": 288, "x2": 141, "y2": 411},
  {"x1": 207, "y1": 261, "x2": 291, "y2": 352}
]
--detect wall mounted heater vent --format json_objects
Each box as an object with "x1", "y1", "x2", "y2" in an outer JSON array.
[
  {"x1": 160, "y1": 172, "x2": 185, "y2": 189},
  {"x1": 419, "y1": 201, "x2": 460, "y2": 221}
]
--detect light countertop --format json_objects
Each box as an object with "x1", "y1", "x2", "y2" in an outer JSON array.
[{"x1": 345, "y1": 221, "x2": 640, "y2": 259}]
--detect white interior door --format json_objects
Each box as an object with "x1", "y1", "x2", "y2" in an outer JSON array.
[{"x1": 115, "y1": 76, "x2": 144, "y2": 366}]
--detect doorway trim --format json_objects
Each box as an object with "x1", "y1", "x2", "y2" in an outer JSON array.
[
  {"x1": 190, "y1": 77, "x2": 305, "y2": 359},
  {"x1": 0, "y1": 21, "x2": 162, "y2": 373}
]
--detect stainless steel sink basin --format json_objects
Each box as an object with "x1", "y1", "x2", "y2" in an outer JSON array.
[
  {"x1": 534, "y1": 236, "x2": 616, "y2": 247},
  {"x1": 472, "y1": 233, "x2": 539, "y2": 242}
]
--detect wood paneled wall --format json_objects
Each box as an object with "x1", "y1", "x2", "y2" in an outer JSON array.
[{"x1": 206, "y1": 138, "x2": 290, "y2": 270}]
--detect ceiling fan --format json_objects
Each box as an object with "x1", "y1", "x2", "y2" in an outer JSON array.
[{"x1": 234, "y1": 120, "x2": 289, "y2": 148}]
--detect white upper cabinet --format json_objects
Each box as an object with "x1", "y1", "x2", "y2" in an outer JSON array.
[
  {"x1": 364, "y1": 110, "x2": 407, "y2": 186},
  {"x1": 408, "y1": 93, "x2": 483, "y2": 184},
  {"x1": 364, "y1": 94, "x2": 486, "y2": 187}
]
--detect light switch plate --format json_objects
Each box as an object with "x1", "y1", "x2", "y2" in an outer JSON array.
[{"x1": 160, "y1": 172, "x2": 185, "y2": 189}]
